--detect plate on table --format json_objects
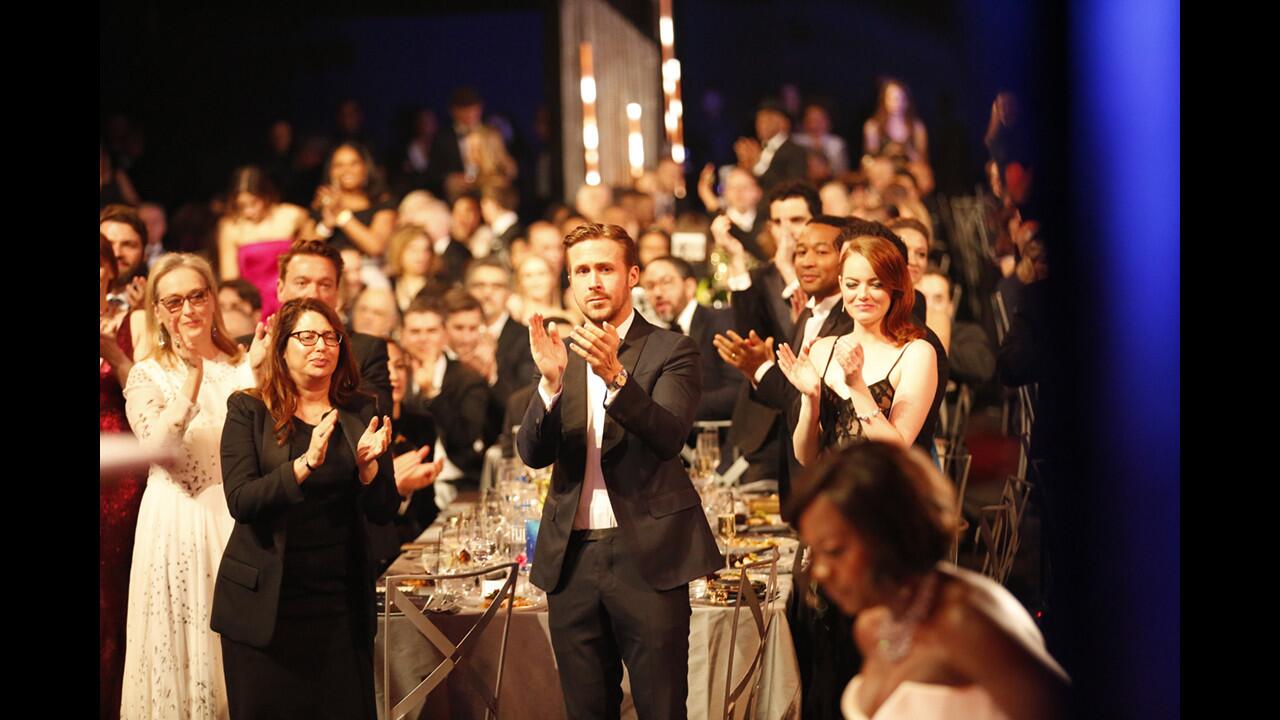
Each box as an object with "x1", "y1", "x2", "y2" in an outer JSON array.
[{"x1": 478, "y1": 591, "x2": 546, "y2": 613}]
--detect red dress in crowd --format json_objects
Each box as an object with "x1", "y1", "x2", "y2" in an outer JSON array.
[{"x1": 100, "y1": 314, "x2": 144, "y2": 720}]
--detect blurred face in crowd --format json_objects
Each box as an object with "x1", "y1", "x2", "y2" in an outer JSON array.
[
  {"x1": 451, "y1": 196, "x2": 482, "y2": 240},
  {"x1": 387, "y1": 342, "x2": 409, "y2": 405},
  {"x1": 351, "y1": 288, "x2": 399, "y2": 339},
  {"x1": 567, "y1": 238, "x2": 638, "y2": 326},
  {"x1": 422, "y1": 201, "x2": 452, "y2": 242},
  {"x1": 897, "y1": 227, "x2": 929, "y2": 287},
  {"x1": 466, "y1": 265, "x2": 512, "y2": 322},
  {"x1": 218, "y1": 287, "x2": 259, "y2": 337},
  {"x1": 768, "y1": 196, "x2": 813, "y2": 249},
  {"x1": 139, "y1": 203, "x2": 166, "y2": 246},
  {"x1": 820, "y1": 182, "x2": 851, "y2": 218},
  {"x1": 233, "y1": 191, "x2": 269, "y2": 223},
  {"x1": 641, "y1": 259, "x2": 695, "y2": 324},
  {"x1": 803, "y1": 105, "x2": 831, "y2": 137},
  {"x1": 637, "y1": 231, "x2": 671, "y2": 268},
  {"x1": 518, "y1": 255, "x2": 556, "y2": 304},
  {"x1": 755, "y1": 109, "x2": 788, "y2": 143},
  {"x1": 401, "y1": 234, "x2": 433, "y2": 278},
  {"x1": 101, "y1": 220, "x2": 144, "y2": 277},
  {"x1": 884, "y1": 83, "x2": 906, "y2": 115},
  {"x1": 444, "y1": 308, "x2": 484, "y2": 356},
  {"x1": 529, "y1": 223, "x2": 566, "y2": 274},
  {"x1": 451, "y1": 102, "x2": 483, "y2": 130},
  {"x1": 329, "y1": 145, "x2": 368, "y2": 193},
  {"x1": 337, "y1": 101, "x2": 362, "y2": 135},
  {"x1": 724, "y1": 168, "x2": 762, "y2": 214},
  {"x1": 917, "y1": 273, "x2": 951, "y2": 317},
  {"x1": 798, "y1": 495, "x2": 878, "y2": 616},
  {"x1": 269, "y1": 120, "x2": 292, "y2": 155},
  {"x1": 278, "y1": 254, "x2": 340, "y2": 310},
  {"x1": 793, "y1": 223, "x2": 841, "y2": 299},
  {"x1": 401, "y1": 309, "x2": 445, "y2": 363}
]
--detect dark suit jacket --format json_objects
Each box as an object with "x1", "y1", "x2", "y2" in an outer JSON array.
[
  {"x1": 756, "y1": 136, "x2": 808, "y2": 193},
  {"x1": 487, "y1": 316, "x2": 538, "y2": 445},
  {"x1": 436, "y1": 240, "x2": 474, "y2": 288},
  {"x1": 728, "y1": 211, "x2": 770, "y2": 262},
  {"x1": 687, "y1": 304, "x2": 743, "y2": 421},
  {"x1": 725, "y1": 263, "x2": 795, "y2": 455},
  {"x1": 426, "y1": 125, "x2": 466, "y2": 194},
  {"x1": 212, "y1": 392, "x2": 400, "y2": 647},
  {"x1": 403, "y1": 357, "x2": 489, "y2": 485},
  {"x1": 516, "y1": 313, "x2": 722, "y2": 592}
]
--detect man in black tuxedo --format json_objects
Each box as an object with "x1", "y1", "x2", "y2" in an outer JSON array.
[
  {"x1": 242, "y1": 241, "x2": 391, "y2": 416},
  {"x1": 465, "y1": 258, "x2": 538, "y2": 430},
  {"x1": 641, "y1": 255, "x2": 741, "y2": 421},
  {"x1": 426, "y1": 86, "x2": 483, "y2": 195},
  {"x1": 479, "y1": 183, "x2": 524, "y2": 268},
  {"x1": 400, "y1": 297, "x2": 489, "y2": 495},
  {"x1": 717, "y1": 181, "x2": 820, "y2": 484},
  {"x1": 735, "y1": 98, "x2": 808, "y2": 194},
  {"x1": 518, "y1": 223, "x2": 721, "y2": 719}
]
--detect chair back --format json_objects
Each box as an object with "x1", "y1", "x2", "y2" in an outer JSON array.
[
  {"x1": 382, "y1": 561, "x2": 519, "y2": 720},
  {"x1": 722, "y1": 546, "x2": 781, "y2": 720}
]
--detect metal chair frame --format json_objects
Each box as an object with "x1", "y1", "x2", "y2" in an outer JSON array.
[
  {"x1": 382, "y1": 561, "x2": 519, "y2": 720},
  {"x1": 722, "y1": 546, "x2": 781, "y2": 720}
]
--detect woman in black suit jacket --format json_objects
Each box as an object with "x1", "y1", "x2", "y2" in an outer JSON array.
[{"x1": 213, "y1": 298, "x2": 398, "y2": 720}]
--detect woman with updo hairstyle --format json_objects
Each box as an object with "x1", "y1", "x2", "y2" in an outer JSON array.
[
  {"x1": 789, "y1": 442, "x2": 1069, "y2": 719},
  {"x1": 121, "y1": 253, "x2": 255, "y2": 719},
  {"x1": 777, "y1": 231, "x2": 938, "y2": 466},
  {"x1": 306, "y1": 141, "x2": 397, "y2": 258},
  {"x1": 212, "y1": 297, "x2": 398, "y2": 719},
  {"x1": 217, "y1": 165, "x2": 310, "y2": 318}
]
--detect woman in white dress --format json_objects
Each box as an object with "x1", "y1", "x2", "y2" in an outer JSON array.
[
  {"x1": 121, "y1": 253, "x2": 257, "y2": 719},
  {"x1": 788, "y1": 442, "x2": 1070, "y2": 720}
]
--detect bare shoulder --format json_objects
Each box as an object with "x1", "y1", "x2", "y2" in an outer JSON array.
[
  {"x1": 931, "y1": 565, "x2": 1053, "y2": 662},
  {"x1": 903, "y1": 338, "x2": 937, "y2": 365}
]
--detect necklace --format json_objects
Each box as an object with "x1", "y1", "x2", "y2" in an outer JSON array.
[{"x1": 875, "y1": 570, "x2": 939, "y2": 662}]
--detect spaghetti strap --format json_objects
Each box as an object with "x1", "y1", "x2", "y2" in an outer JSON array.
[
  {"x1": 886, "y1": 343, "x2": 911, "y2": 376},
  {"x1": 820, "y1": 334, "x2": 844, "y2": 381}
]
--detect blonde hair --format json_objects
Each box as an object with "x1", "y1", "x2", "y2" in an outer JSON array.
[
  {"x1": 384, "y1": 224, "x2": 435, "y2": 278},
  {"x1": 141, "y1": 253, "x2": 244, "y2": 367}
]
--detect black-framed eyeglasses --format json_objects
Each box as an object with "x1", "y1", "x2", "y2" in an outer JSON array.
[
  {"x1": 289, "y1": 330, "x2": 344, "y2": 347},
  {"x1": 157, "y1": 288, "x2": 211, "y2": 314}
]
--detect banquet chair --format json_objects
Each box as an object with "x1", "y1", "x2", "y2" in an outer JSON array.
[
  {"x1": 974, "y1": 473, "x2": 1034, "y2": 585},
  {"x1": 940, "y1": 449, "x2": 974, "y2": 564},
  {"x1": 382, "y1": 562, "x2": 519, "y2": 720},
  {"x1": 722, "y1": 546, "x2": 781, "y2": 720}
]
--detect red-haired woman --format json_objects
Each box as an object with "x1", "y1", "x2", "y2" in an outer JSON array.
[
  {"x1": 212, "y1": 297, "x2": 398, "y2": 719},
  {"x1": 778, "y1": 234, "x2": 938, "y2": 466}
]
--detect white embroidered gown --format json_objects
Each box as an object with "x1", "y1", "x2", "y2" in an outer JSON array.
[{"x1": 120, "y1": 354, "x2": 254, "y2": 720}]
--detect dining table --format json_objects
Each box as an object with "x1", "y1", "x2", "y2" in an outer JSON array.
[{"x1": 374, "y1": 499, "x2": 803, "y2": 720}]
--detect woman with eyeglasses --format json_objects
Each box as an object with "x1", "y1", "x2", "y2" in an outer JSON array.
[
  {"x1": 212, "y1": 298, "x2": 399, "y2": 719},
  {"x1": 121, "y1": 253, "x2": 255, "y2": 719}
]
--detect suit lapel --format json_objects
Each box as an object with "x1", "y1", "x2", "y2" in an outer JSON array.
[
  {"x1": 261, "y1": 412, "x2": 290, "y2": 477},
  {"x1": 818, "y1": 304, "x2": 853, "y2": 338},
  {"x1": 761, "y1": 266, "x2": 793, "y2": 341},
  {"x1": 601, "y1": 315, "x2": 655, "y2": 456},
  {"x1": 688, "y1": 305, "x2": 707, "y2": 345}
]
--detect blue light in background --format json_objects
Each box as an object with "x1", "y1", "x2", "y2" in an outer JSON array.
[{"x1": 1073, "y1": 0, "x2": 1178, "y2": 716}]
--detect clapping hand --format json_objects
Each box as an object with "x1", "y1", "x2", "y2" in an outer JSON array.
[
  {"x1": 789, "y1": 288, "x2": 809, "y2": 325},
  {"x1": 529, "y1": 313, "x2": 568, "y2": 393},
  {"x1": 713, "y1": 329, "x2": 775, "y2": 378},
  {"x1": 734, "y1": 137, "x2": 762, "y2": 169},
  {"x1": 569, "y1": 322, "x2": 624, "y2": 383},
  {"x1": 832, "y1": 336, "x2": 865, "y2": 390},
  {"x1": 303, "y1": 409, "x2": 341, "y2": 473},
  {"x1": 248, "y1": 320, "x2": 272, "y2": 375},
  {"x1": 697, "y1": 163, "x2": 721, "y2": 212},
  {"x1": 393, "y1": 445, "x2": 444, "y2": 497},
  {"x1": 356, "y1": 415, "x2": 393, "y2": 467},
  {"x1": 777, "y1": 339, "x2": 822, "y2": 399},
  {"x1": 167, "y1": 314, "x2": 203, "y2": 372}
]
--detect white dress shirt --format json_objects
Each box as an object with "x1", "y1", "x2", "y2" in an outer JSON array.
[
  {"x1": 537, "y1": 310, "x2": 637, "y2": 529},
  {"x1": 674, "y1": 299, "x2": 697, "y2": 336},
  {"x1": 753, "y1": 132, "x2": 790, "y2": 177},
  {"x1": 753, "y1": 292, "x2": 841, "y2": 385}
]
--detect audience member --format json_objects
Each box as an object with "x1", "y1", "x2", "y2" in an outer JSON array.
[
  {"x1": 306, "y1": 142, "x2": 397, "y2": 257},
  {"x1": 735, "y1": 98, "x2": 808, "y2": 193},
  {"x1": 863, "y1": 78, "x2": 929, "y2": 164},
  {"x1": 794, "y1": 100, "x2": 850, "y2": 176},
  {"x1": 428, "y1": 86, "x2": 485, "y2": 194},
  {"x1": 101, "y1": 204, "x2": 149, "y2": 314},
  {"x1": 384, "y1": 339, "x2": 445, "y2": 544},
  {"x1": 217, "y1": 166, "x2": 310, "y2": 317},
  {"x1": 213, "y1": 297, "x2": 398, "y2": 719},
  {"x1": 218, "y1": 278, "x2": 263, "y2": 340},
  {"x1": 351, "y1": 286, "x2": 400, "y2": 339},
  {"x1": 636, "y1": 228, "x2": 672, "y2": 268},
  {"x1": 465, "y1": 258, "x2": 538, "y2": 413},
  {"x1": 510, "y1": 253, "x2": 578, "y2": 327},
  {"x1": 574, "y1": 182, "x2": 613, "y2": 223},
  {"x1": 918, "y1": 269, "x2": 996, "y2": 386},
  {"x1": 642, "y1": 255, "x2": 742, "y2": 421},
  {"x1": 479, "y1": 182, "x2": 523, "y2": 266},
  {"x1": 820, "y1": 180, "x2": 852, "y2": 218},
  {"x1": 138, "y1": 202, "x2": 168, "y2": 268},
  {"x1": 699, "y1": 165, "x2": 768, "y2": 260},
  {"x1": 384, "y1": 224, "x2": 445, "y2": 314},
  {"x1": 100, "y1": 144, "x2": 141, "y2": 209},
  {"x1": 121, "y1": 253, "x2": 254, "y2": 719},
  {"x1": 790, "y1": 442, "x2": 1070, "y2": 720},
  {"x1": 451, "y1": 192, "x2": 495, "y2": 260}
]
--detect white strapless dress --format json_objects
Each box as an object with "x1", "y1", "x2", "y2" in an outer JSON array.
[{"x1": 841, "y1": 677, "x2": 1011, "y2": 720}]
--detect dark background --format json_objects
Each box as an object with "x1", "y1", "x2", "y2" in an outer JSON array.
[{"x1": 99, "y1": 1, "x2": 1179, "y2": 717}]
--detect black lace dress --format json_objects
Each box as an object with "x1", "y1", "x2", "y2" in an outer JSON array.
[{"x1": 817, "y1": 339, "x2": 937, "y2": 454}]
